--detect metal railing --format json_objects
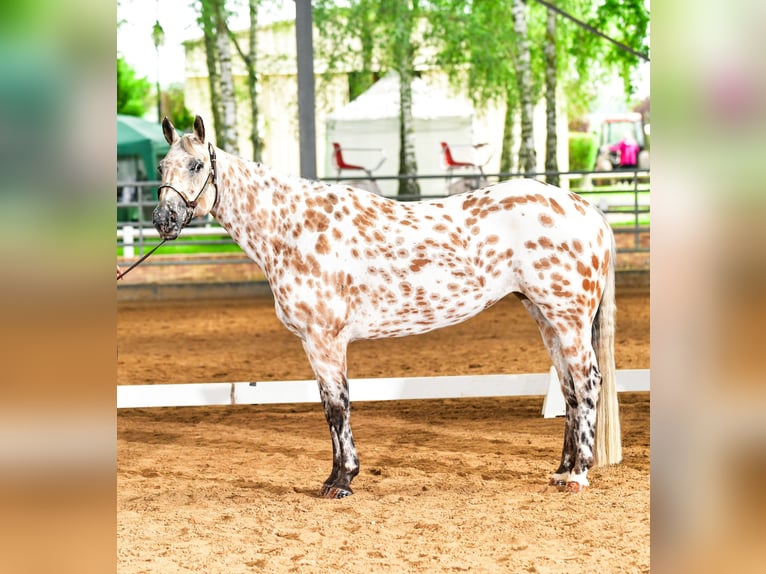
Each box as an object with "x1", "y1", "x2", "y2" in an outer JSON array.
[{"x1": 117, "y1": 169, "x2": 649, "y2": 267}]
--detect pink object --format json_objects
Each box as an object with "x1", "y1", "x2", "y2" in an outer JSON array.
[{"x1": 609, "y1": 138, "x2": 639, "y2": 167}]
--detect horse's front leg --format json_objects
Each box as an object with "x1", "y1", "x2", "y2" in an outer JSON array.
[
  {"x1": 318, "y1": 378, "x2": 359, "y2": 499},
  {"x1": 302, "y1": 336, "x2": 359, "y2": 499}
]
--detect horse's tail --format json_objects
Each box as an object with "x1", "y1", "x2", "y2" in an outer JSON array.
[{"x1": 593, "y1": 225, "x2": 622, "y2": 467}]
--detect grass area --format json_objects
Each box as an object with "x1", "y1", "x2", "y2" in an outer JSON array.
[
  {"x1": 117, "y1": 234, "x2": 244, "y2": 257},
  {"x1": 611, "y1": 214, "x2": 650, "y2": 227}
]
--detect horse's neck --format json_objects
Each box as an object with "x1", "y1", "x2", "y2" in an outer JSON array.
[{"x1": 210, "y1": 149, "x2": 312, "y2": 268}]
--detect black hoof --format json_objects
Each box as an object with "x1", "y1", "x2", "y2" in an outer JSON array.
[{"x1": 319, "y1": 485, "x2": 353, "y2": 499}]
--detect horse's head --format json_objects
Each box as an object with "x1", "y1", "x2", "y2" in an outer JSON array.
[{"x1": 153, "y1": 115, "x2": 218, "y2": 240}]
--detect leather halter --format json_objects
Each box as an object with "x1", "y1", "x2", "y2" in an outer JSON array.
[
  {"x1": 118, "y1": 143, "x2": 219, "y2": 282},
  {"x1": 157, "y1": 142, "x2": 219, "y2": 225}
]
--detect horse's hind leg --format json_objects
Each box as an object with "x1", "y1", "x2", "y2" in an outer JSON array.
[
  {"x1": 561, "y1": 339, "x2": 601, "y2": 492},
  {"x1": 519, "y1": 299, "x2": 578, "y2": 485},
  {"x1": 538, "y1": 317, "x2": 602, "y2": 493},
  {"x1": 302, "y1": 336, "x2": 359, "y2": 499}
]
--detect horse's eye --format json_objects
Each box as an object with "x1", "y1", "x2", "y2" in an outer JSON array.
[{"x1": 192, "y1": 161, "x2": 204, "y2": 173}]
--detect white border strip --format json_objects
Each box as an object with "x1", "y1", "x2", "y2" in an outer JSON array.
[{"x1": 117, "y1": 369, "x2": 649, "y2": 409}]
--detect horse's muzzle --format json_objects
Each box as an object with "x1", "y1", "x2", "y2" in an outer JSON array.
[{"x1": 153, "y1": 202, "x2": 191, "y2": 240}]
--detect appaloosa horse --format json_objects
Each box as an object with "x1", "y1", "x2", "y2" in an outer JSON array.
[{"x1": 154, "y1": 116, "x2": 621, "y2": 498}]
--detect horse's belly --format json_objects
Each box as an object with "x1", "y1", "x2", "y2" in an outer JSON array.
[
  {"x1": 354, "y1": 302, "x2": 494, "y2": 340},
  {"x1": 350, "y1": 270, "x2": 513, "y2": 340}
]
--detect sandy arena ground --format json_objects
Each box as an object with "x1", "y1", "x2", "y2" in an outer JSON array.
[{"x1": 117, "y1": 286, "x2": 649, "y2": 573}]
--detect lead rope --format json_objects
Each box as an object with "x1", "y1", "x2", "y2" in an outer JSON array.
[{"x1": 116, "y1": 239, "x2": 168, "y2": 280}]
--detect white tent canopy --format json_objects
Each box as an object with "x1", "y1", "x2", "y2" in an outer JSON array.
[{"x1": 325, "y1": 72, "x2": 481, "y2": 196}]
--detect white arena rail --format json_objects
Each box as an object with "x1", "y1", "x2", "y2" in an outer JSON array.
[{"x1": 117, "y1": 368, "x2": 649, "y2": 418}]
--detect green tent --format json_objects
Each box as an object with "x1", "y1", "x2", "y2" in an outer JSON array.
[
  {"x1": 117, "y1": 115, "x2": 174, "y2": 222},
  {"x1": 117, "y1": 114, "x2": 171, "y2": 178}
]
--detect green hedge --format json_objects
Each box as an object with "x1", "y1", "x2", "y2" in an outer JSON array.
[{"x1": 569, "y1": 132, "x2": 597, "y2": 172}]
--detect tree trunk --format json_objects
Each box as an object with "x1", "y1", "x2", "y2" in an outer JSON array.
[
  {"x1": 212, "y1": 0, "x2": 239, "y2": 154},
  {"x1": 544, "y1": 7, "x2": 558, "y2": 186},
  {"x1": 247, "y1": 0, "x2": 261, "y2": 161},
  {"x1": 228, "y1": 1, "x2": 263, "y2": 162},
  {"x1": 354, "y1": 0, "x2": 376, "y2": 100},
  {"x1": 398, "y1": 68, "x2": 420, "y2": 198},
  {"x1": 500, "y1": 85, "x2": 517, "y2": 179},
  {"x1": 511, "y1": 0, "x2": 536, "y2": 176},
  {"x1": 392, "y1": 3, "x2": 419, "y2": 198},
  {"x1": 199, "y1": 0, "x2": 223, "y2": 141}
]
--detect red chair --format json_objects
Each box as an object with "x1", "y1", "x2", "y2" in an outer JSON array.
[
  {"x1": 440, "y1": 142, "x2": 489, "y2": 194},
  {"x1": 440, "y1": 141, "x2": 478, "y2": 174},
  {"x1": 331, "y1": 142, "x2": 386, "y2": 194},
  {"x1": 331, "y1": 142, "x2": 385, "y2": 180}
]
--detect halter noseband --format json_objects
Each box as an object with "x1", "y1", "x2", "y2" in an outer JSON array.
[{"x1": 157, "y1": 142, "x2": 219, "y2": 225}]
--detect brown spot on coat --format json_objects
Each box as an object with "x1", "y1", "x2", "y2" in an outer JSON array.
[
  {"x1": 500, "y1": 196, "x2": 528, "y2": 210},
  {"x1": 305, "y1": 209, "x2": 330, "y2": 232},
  {"x1": 538, "y1": 237, "x2": 554, "y2": 250},
  {"x1": 410, "y1": 258, "x2": 430, "y2": 272},
  {"x1": 577, "y1": 260, "x2": 592, "y2": 278},
  {"x1": 315, "y1": 234, "x2": 331, "y2": 255}
]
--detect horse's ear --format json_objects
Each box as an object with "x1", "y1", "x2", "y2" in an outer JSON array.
[
  {"x1": 162, "y1": 117, "x2": 179, "y2": 145},
  {"x1": 193, "y1": 115, "x2": 206, "y2": 143}
]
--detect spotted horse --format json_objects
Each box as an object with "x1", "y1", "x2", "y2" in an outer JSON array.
[{"x1": 154, "y1": 116, "x2": 622, "y2": 498}]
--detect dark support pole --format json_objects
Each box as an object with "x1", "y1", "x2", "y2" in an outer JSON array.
[{"x1": 294, "y1": 0, "x2": 317, "y2": 179}]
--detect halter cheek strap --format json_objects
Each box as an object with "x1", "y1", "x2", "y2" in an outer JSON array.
[{"x1": 157, "y1": 142, "x2": 220, "y2": 221}]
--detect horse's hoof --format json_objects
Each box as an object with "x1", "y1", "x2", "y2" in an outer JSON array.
[
  {"x1": 549, "y1": 477, "x2": 567, "y2": 487},
  {"x1": 565, "y1": 481, "x2": 588, "y2": 493},
  {"x1": 318, "y1": 485, "x2": 353, "y2": 499}
]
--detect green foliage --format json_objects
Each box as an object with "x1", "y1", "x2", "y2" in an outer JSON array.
[
  {"x1": 568, "y1": 131, "x2": 597, "y2": 171},
  {"x1": 575, "y1": 0, "x2": 650, "y2": 97},
  {"x1": 117, "y1": 56, "x2": 151, "y2": 117},
  {"x1": 348, "y1": 70, "x2": 377, "y2": 101},
  {"x1": 314, "y1": 0, "x2": 388, "y2": 85},
  {"x1": 427, "y1": 0, "x2": 521, "y2": 109},
  {"x1": 163, "y1": 84, "x2": 194, "y2": 131}
]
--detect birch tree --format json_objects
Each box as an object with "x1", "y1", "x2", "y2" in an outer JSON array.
[
  {"x1": 211, "y1": 0, "x2": 239, "y2": 154},
  {"x1": 387, "y1": 1, "x2": 420, "y2": 197},
  {"x1": 229, "y1": 0, "x2": 263, "y2": 161},
  {"x1": 543, "y1": 6, "x2": 558, "y2": 185},
  {"x1": 197, "y1": 0, "x2": 223, "y2": 140},
  {"x1": 511, "y1": 0, "x2": 537, "y2": 175}
]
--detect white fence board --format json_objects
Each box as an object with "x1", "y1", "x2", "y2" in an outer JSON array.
[{"x1": 117, "y1": 369, "x2": 649, "y2": 409}]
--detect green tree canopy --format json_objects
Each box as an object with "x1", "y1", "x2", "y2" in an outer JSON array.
[{"x1": 117, "y1": 56, "x2": 152, "y2": 117}]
